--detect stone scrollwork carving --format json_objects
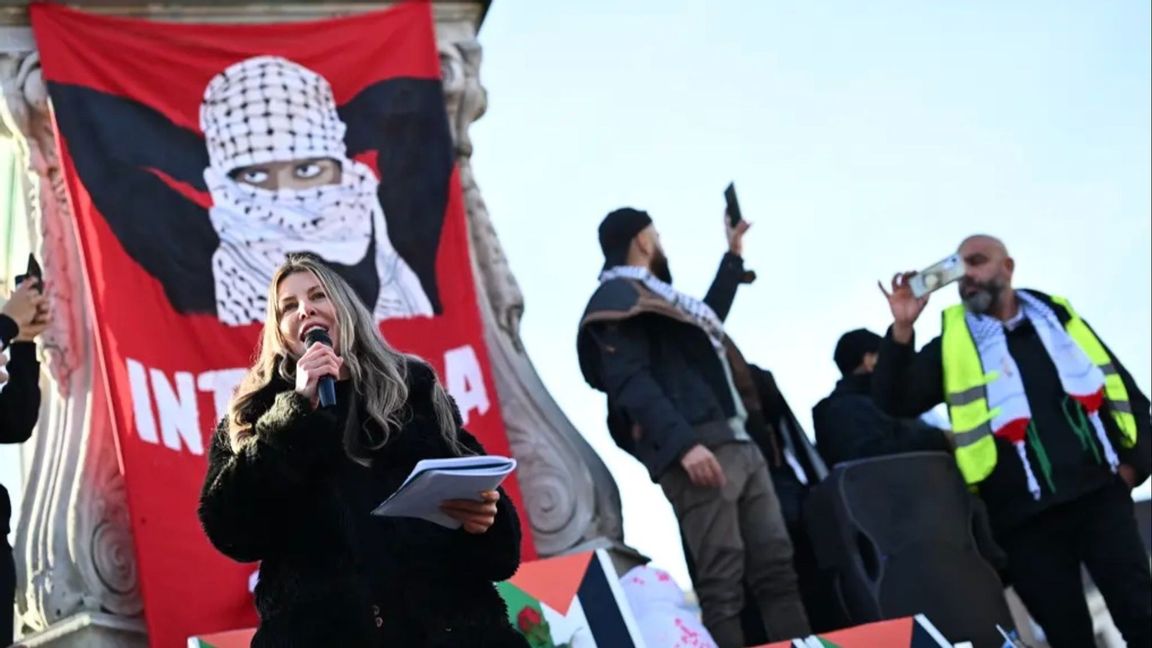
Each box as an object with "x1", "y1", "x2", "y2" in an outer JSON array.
[
  {"x1": 437, "y1": 38, "x2": 525, "y2": 350},
  {"x1": 85, "y1": 460, "x2": 142, "y2": 613},
  {"x1": 439, "y1": 38, "x2": 629, "y2": 556},
  {"x1": 0, "y1": 50, "x2": 81, "y2": 392},
  {"x1": 0, "y1": 48, "x2": 145, "y2": 639}
]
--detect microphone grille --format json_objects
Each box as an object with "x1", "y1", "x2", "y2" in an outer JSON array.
[{"x1": 304, "y1": 327, "x2": 332, "y2": 347}]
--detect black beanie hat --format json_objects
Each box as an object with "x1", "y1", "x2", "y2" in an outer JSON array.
[
  {"x1": 834, "y1": 328, "x2": 883, "y2": 376},
  {"x1": 598, "y1": 207, "x2": 653, "y2": 271}
]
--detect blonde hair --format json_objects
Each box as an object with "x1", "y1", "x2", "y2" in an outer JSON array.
[{"x1": 227, "y1": 254, "x2": 464, "y2": 460}]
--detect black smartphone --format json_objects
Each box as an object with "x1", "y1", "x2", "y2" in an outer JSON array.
[
  {"x1": 724, "y1": 182, "x2": 743, "y2": 228},
  {"x1": 13, "y1": 253, "x2": 42, "y2": 292}
]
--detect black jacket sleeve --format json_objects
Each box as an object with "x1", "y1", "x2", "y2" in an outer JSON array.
[
  {"x1": 813, "y1": 394, "x2": 951, "y2": 467},
  {"x1": 445, "y1": 430, "x2": 523, "y2": 583},
  {"x1": 0, "y1": 314, "x2": 18, "y2": 348},
  {"x1": 198, "y1": 391, "x2": 343, "y2": 562},
  {"x1": 1084, "y1": 321, "x2": 1152, "y2": 483},
  {"x1": 703, "y1": 253, "x2": 746, "y2": 322},
  {"x1": 872, "y1": 327, "x2": 946, "y2": 418},
  {"x1": 0, "y1": 342, "x2": 42, "y2": 444},
  {"x1": 594, "y1": 318, "x2": 700, "y2": 469}
]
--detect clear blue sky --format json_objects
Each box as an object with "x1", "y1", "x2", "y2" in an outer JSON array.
[{"x1": 469, "y1": 0, "x2": 1151, "y2": 587}]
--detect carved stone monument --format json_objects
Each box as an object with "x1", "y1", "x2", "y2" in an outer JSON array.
[{"x1": 0, "y1": 2, "x2": 639, "y2": 645}]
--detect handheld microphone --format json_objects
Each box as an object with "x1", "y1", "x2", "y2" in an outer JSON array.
[{"x1": 303, "y1": 327, "x2": 337, "y2": 409}]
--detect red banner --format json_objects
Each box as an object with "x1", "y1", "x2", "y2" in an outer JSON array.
[{"x1": 31, "y1": 2, "x2": 530, "y2": 645}]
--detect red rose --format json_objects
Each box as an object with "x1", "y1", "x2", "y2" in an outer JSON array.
[{"x1": 517, "y1": 606, "x2": 543, "y2": 632}]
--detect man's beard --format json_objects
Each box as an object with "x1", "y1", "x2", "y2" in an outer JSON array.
[
  {"x1": 960, "y1": 276, "x2": 1007, "y2": 315},
  {"x1": 650, "y1": 249, "x2": 673, "y2": 284}
]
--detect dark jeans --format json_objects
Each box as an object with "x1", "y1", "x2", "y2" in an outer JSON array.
[
  {"x1": 999, "y1": 483, "x2": 1152, "y2": 648},
  {"x1": 660, "y1": 442, "x2": 810, "y2": 647}
]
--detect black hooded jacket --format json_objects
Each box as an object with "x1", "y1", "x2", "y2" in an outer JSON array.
[
  {"x1": 813, "y1": 373, "x2": 952, "y2": 468},
  {"x1": 576, "y1": 254, "x2": 781, "y2": 481}
]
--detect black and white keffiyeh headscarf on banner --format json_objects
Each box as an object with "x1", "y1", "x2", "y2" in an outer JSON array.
[
  {"x1": 200, "y1": 55, "x2": 433, "y2": 325},
  {"x1": 599, "y1": 265, "x2": 726, "y2": 350}
]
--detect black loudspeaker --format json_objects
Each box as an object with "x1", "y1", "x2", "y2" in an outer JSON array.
[{"x1": 804, "y1": 452, "x2": 1014, "y2": 648}]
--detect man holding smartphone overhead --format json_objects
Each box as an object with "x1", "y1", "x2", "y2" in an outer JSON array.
[
  {"x1": 874, "y1": 234, "x2": 1151, "y2": 648},
  {"x1": 576, "y1": 196, "x2": 810, "y2": 647}
]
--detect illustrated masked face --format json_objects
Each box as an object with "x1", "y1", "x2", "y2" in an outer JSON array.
[
  {"x1": 230, "y1": 158, "x2": 342, "y2": 191},
  {"x1": 199, "y1": 55, "x2": 432, "y2": 325}
]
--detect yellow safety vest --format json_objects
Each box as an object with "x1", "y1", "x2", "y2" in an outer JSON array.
[{"x1": 941, "y1": 295, "x2": 1137, "y2": 486}]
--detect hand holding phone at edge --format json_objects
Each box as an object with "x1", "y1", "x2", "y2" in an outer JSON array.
[{"x1": 3, "y1": 279, "x2": 49, "y2": 342}]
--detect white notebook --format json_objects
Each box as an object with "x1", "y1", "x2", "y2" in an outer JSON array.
[{"x1": 370, "y1": 455, "x2": 517, "y2": 529}]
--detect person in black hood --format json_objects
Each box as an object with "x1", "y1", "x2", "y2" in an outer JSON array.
[
  {"x1": 812, "y1": 326, "x2": 1009, "y2": 615},
  {"x1": 812, "y1": 328, "x2": 952, "y2": 467}
]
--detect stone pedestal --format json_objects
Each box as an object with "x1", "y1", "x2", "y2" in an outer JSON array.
[
  {"x1": 17, "y1": 613, "x2": 146, "y2": 648},
  {"x1": 0, "y1": 2, "x2": 640, "y2": 645}
]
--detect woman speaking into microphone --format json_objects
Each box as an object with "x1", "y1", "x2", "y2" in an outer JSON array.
[{"x1": 198, "y1": 253, "x2": 528, "y2": 647}]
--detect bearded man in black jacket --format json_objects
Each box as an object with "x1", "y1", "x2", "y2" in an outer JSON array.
[{"x1": 577, "y1": 207, "x2": 809, "y2": 647}]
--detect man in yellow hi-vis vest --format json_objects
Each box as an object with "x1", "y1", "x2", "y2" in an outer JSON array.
[{"x1": 874, "y1": 235, "x2": 1150, "y2": 648}]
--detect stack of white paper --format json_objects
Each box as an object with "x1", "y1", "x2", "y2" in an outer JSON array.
[{"x1": 370, "y1": 455, "x2": 518, "y2": 529}]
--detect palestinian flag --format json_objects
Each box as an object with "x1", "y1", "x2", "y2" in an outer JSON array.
[{"x1": 498, "y1": 549, "x2": 645, "y2": 647}]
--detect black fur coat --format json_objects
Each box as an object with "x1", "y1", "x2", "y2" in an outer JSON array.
[{"x1": 198, "y1": 360, "x2": 528, "y2": 647}]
